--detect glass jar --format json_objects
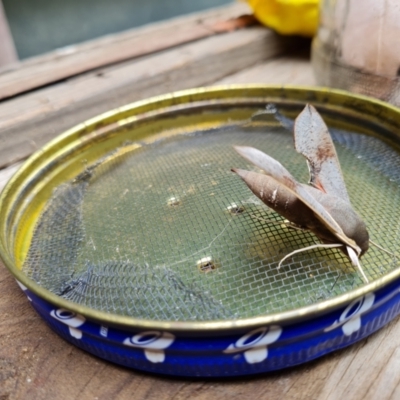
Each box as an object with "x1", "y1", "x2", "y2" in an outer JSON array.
[{"x1": 312, "y1": 0, "x2": 400, "y2": 106}]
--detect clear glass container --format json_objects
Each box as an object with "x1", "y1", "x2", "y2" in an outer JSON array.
[{"x1": 312, "y1": 0, "x2": 400, "y2": 106}]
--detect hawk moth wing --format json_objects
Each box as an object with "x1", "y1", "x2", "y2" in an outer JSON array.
[
  {"x1": 232, "y1": 104, "x2": 369, "y2": 280},
  {"x1": 294, "y1": 104, "x2": 351, "y2": 203}
]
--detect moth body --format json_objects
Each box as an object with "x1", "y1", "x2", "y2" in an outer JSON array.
[
  {"x1": 306, "y1": 186, "x2": 369, "y2": 255},
  {"x1": 232, "y1": 168, "x2": 317, "y2": 230},
  {"x1": 232, "y1": 104, "x2": 370, "y2": 281}
]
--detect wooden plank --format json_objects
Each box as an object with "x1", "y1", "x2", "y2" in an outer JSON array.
[
  {"x1": 214, "y1": 51, "x2": 315, "y2": 86},
  {"x1": 0, "y1": 2, "x2": 250, "y2": 100},
  {"x1": 1, "y1": 51, "x2": 400, "y2": 399},
  {"x1": 0, "y1": 27, "x2": 291, "y2": 168},
  {"x1": 0, "y1": 26, "x2": 400, "y2": 400}
]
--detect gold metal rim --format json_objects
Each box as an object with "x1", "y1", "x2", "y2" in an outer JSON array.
[{"x1": 2, "y1": 84, "x2": 400, "y2": 332}]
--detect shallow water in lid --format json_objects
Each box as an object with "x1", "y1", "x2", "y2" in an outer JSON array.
[{"x1": 22, "y1": 121, "x2": 400, "y2": 321}]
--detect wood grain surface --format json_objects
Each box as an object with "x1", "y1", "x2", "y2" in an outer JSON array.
[{"x1": 1, "y1": 5, "x2": 399, "y2": 400}]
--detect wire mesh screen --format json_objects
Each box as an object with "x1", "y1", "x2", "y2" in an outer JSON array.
[{"x1": 22, "y1": 120, "x2": 400, "y2": 321}]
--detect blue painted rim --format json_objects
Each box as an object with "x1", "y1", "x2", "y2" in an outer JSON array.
[{"x1": 16, "y1": 277, "x2": 400, "y2": 377}]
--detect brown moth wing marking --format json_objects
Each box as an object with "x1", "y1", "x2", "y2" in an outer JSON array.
[
  {"x1": 233, "y1": 146, "x2": 361, "y2": 254},
  {"x1": 232, "y1": 169, "x2": 357, "y2": 248},
  {"x1": 294, "y1": 104, "x2": 351, "y2": 203},
  {"x1": 293, "y1": 105, "x2": 369, "y2": 255},
  {"x1": 231, "y1": 168, "x2": 320, "y2": 229}
]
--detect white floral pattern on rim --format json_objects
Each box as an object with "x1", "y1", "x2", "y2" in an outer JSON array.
[
  {"x1": 50, "y1": 308, "x2": 86, "y2": 339},
  {"x1": 324, "y1": 293, "x2": 375, "y2": 336},
  {"x1": 224, "y1": 326, "x2": 282, "y2": 364},
  {"x1": 123, "y1": 331, "x2": 175, "y2": 363},
  {"x1": 16, "y1": 280, "x2": 32, "y2": 302}
]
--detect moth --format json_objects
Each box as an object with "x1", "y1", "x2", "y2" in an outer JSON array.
[{"x1": 231, "y1": 104, "x2": 370, "y2": 282}]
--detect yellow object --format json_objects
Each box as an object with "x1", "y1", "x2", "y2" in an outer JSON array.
[{"x1": 247, "y1": 0, "x2": 319, "y2": 37}]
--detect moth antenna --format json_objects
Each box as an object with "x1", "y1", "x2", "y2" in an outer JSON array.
[
  {"x1": 369, "y1": 239, "x2": 398, "y2": 257},
  {"x1": 250, "y1": 214, "x2": 306, "y2": 231},
  {"x1": 250, "y1": 214, "x2": 283, "y2": 226},
  {"x1": 282, "y1": 220, "x2": 307, "y2": 232},
  {"x1": 346, "y1": 246, "x2": 369, "y2": 283},
  {"x1": 277, "y1": 243, "x2": 343, "y2": 269}
]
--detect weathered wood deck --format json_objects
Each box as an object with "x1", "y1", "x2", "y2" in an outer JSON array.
[{"x1": 1, "y1": 3, "x2": 399, "y2": 399}]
